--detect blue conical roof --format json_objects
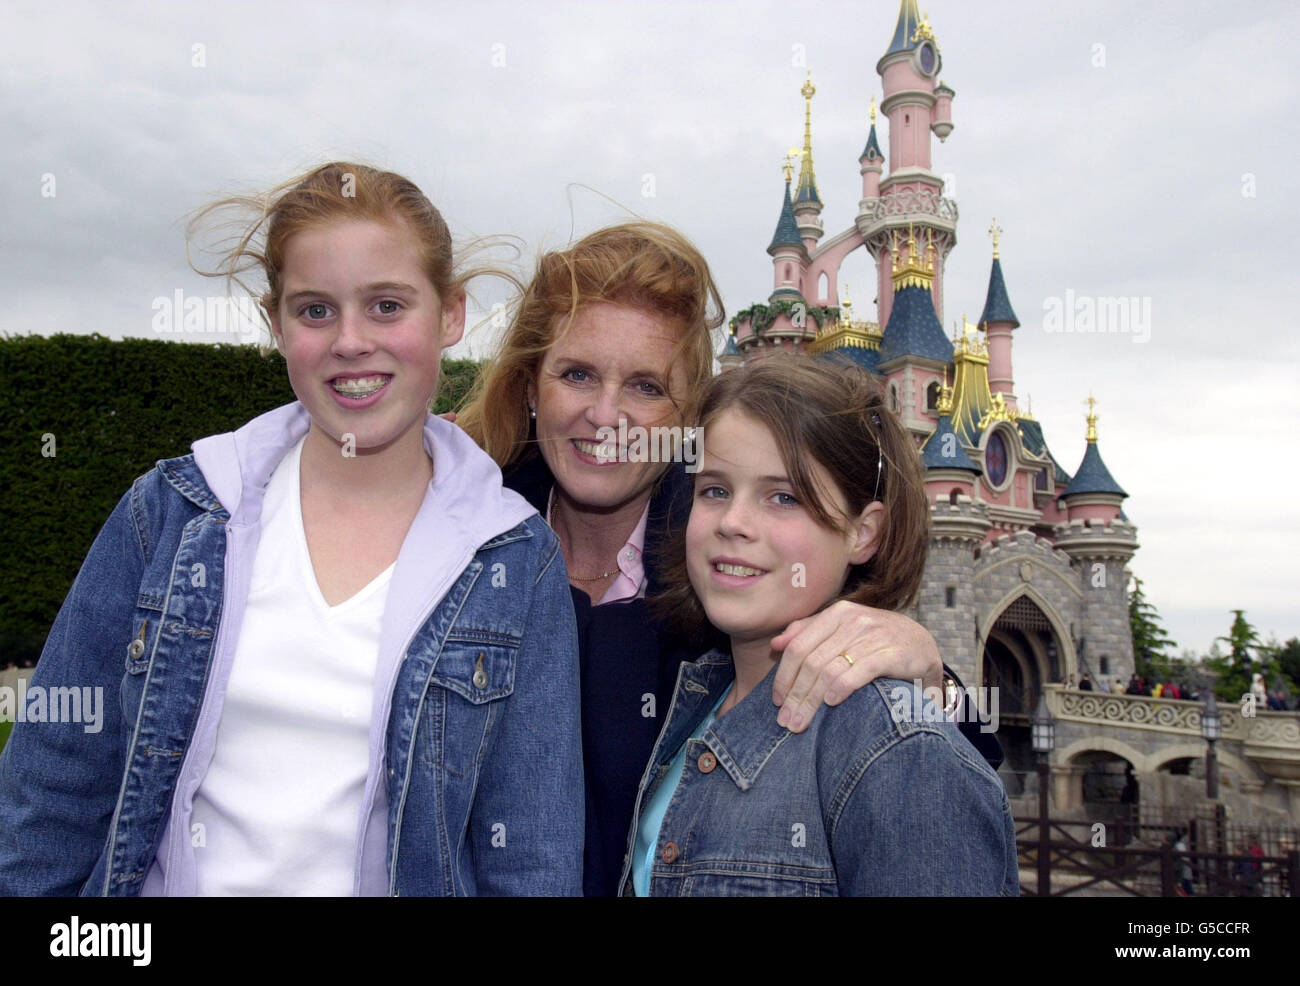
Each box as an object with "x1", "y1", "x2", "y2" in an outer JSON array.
[
  {"x1": 879, "y1": 284, "x2": 953, "y2": 364},
  {"x1": 813, "y1": 346, "x2": 882, "y2": 376},
  {"x1": 1063, "y1": 442, "x2": 1127, "y2": 498},
  {"x1": 720, "y1": 333, "x2": 740, "y2": 357},
  {"x1": 1017, "y1": 417, "x2": 1072, "y2": 485},
  {"x1": 921, "y1": 415, "x2": 980, "y2": 473},
  {"x1": 860, "y1": 123, "x2": 884, "y2": 162},
  {"x1": 794, "y1": 167, "x2": 822, "y2": 207},
  {"x1": 978, "y1": 257, "x2": 1019, "y2": 327},
  {"x1": 768, "y1": 182, "x2": 803, "y2": 254},
  {"x1": 884, "y1": 0, "x2": 924, "y2": 57}
]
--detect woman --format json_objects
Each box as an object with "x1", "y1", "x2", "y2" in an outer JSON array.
[{"x1": 457, "y1": 221, "x2": 999, "y2": 895}]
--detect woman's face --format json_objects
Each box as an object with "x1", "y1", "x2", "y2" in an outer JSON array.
[
  {"x1": 531, "y1": 302, "x2": 688, "y2": 514},
  {"x1": 685, "y1": 409, "x2": 880, "y2": 648}
]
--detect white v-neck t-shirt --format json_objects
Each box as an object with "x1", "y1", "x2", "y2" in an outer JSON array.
[{"x1": 192, "y1": 435, "x2": 395, "y2": 895}]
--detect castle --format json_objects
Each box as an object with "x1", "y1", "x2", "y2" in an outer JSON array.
[{"x1": 721, "y1": 1, "x2": 1141, "y2": 776}]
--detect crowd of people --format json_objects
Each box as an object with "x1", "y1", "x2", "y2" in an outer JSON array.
[{"x1": 1063, "y1": 672, "x2": 1294, "y2": 709}]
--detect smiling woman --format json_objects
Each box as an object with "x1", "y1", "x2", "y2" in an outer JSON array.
[{"x1": 0, "y1": 162, "x2": 585, "y2": 898}]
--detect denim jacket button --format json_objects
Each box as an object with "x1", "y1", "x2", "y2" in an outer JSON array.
[
  {"x1": 128, "y1": 639, "x2": 145, "y2": 660},
  {"x1": 697, "y1": 752, "x2": 717, "y2": 774},
  {"x1": 661, "y1": 842, "x2": 679, "y2": 863},
  {"x1": 472, "y1": 652, "x2": 489, "y2": 690}
]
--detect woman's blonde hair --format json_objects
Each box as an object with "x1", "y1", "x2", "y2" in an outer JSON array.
[
  {"x1": 456, "y1": 220, "x2": 724, "y2": 468},
  {"x1": 653, "y1": 354, "x2": 931, "y2": 636},
  {"x1": 186, "y1": 160, "x2": 518, "y2": 349}
]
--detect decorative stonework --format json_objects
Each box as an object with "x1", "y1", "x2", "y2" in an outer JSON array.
[{"x1": 858, "y1": 188, "x2": 958, "y2": 222}]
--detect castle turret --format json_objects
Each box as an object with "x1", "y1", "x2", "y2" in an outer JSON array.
[
  {"x1": 1062, "y1": 398, "x2": 1128, "y2": 524},
  {"x1": 979, "y1": 221, "x2": 1021, "y2": 412},
  {"x1": 932, "y1": 79, "x2": 955, "y2": 141},
  {"x1": 792, "y1": 72, "x2": 825, "y2": 253},
  {"x1": 922, "y1": 381, "x2": 981, "y2": 501},
  {"x1": 767, "y1": 163, "x2": 806, "y2": 302},
  {"x1": 877, "y1": 226, "x2": 952, "y2": 366},
  {"x1": 859, "y1": 96, "x2": 885, "y2": 200},
  {"x1": 860, "y1": 1, "x2": 956, "y2": 339}
]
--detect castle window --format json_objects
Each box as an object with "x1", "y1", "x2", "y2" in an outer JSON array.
[
  {"x1": 948, "y1": 489, "x2": 959, "y2": 506},
  {"x1": 1036, "y1": 468, "x2": 1048, "y2": 490},
  {"x1": 889, "y1": 383, "x2": 900, "y2": 413},
  {"x1": 785, "y1": 262, "x2": 792, "y2": 281},
  {"x1": 926, "y1": 381, "x2": 941, "y2": 411},
  {"x1": 945, "y1": 587, "x2": 956, "y2": 608},
  {"x1": 1099, "y1": 656, "x2": 1110, "y2": 676},
  {"x1": 985, "y1": 430, "x2": 1008, "y2": 487}
]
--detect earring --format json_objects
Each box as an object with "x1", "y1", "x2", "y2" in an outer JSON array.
[{"x1": 529, "y1": 406, "x2": 536, "y2": 419}]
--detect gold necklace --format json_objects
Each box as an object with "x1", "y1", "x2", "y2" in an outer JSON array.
[
  {"x1": 550, "y1": 487, "x2": 618, "y2": 583},
  {"x1": 568, "y1": 568, "x2": 617, "y2": 583}
]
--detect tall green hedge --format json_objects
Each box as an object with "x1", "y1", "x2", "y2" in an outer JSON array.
[{"x1": 0, "y1": 334, "x2": 481, "y2": 663}]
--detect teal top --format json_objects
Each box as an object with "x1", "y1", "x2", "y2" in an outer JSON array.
[{"x1": 633, "y1": 683, "x2": 732, "y2": 896}]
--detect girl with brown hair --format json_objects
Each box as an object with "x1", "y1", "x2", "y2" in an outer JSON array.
[{"x1": 622, "y1": 355, "x2": 1017, "y2": 896}]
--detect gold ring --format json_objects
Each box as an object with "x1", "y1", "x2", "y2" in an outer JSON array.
[{"x1": 839, "y1": 652, "x2": 855, "y2": 667}]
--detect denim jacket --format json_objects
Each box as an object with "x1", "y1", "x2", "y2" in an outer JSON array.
[
  {"x1": 618, "y1": 650, "x2": 1019, "y2": 896},
  {"x1": 0, "y1": 404, "x2": 584, "y2": 896}
]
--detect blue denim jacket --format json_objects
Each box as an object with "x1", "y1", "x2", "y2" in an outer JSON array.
[
  {"x1": 618, "y1": 650, "x2": 1019, "y2": 896},
  {"x1": 0, "y1": 404, "x2": 584, "y2": 896}
]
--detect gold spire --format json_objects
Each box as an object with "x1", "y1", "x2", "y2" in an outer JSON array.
[
  {"x1": 795, "y1": 71, "x2": 819, "y2": 202},
  {"x1": 1085, "y1": 394, "x2": 1098, "y2": 443},
  {"x1": 988, "y1": 218, "x2": 1003, "y2": 259},
  {"x1": 890, "y1": 222, "x2": 935, "y2": 290},
  {"x1": 782, "y1": 148, "x2": 799, "y2": 184},
  {"x1": 951, "y1": 313, "x2": 985, "y2": 358},
  {"x1": 869, "y1": 95, "x2": 877, "y2": 125},
  {"x1": 841, "y1": 283, "x2": 853, "y2": 324}
]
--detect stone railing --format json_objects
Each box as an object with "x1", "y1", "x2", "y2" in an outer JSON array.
[
  {"x1": 1050, "y1": 687, "x2": 1234, "y2": 738},
  {"x1": 1046, "y1": 685, "x2": 1300, "y2": 783}
]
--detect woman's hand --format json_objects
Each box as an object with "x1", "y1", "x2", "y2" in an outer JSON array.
[{"x1": 770, "y1": 600, "x2": 943, "y2": 733}]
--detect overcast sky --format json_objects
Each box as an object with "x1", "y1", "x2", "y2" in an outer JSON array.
[{"x1": 2, "y1": 0, "x2": 1296, "y2": 658}]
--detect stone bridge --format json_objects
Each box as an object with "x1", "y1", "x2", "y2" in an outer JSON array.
[{"x1": 1011, "y1": 684, "x2": 1300, "y2": 825}]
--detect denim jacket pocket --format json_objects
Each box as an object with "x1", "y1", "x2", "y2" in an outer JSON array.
[
  {"x1": 423, "y1": 638, "x2": 518, "y2": 777},
  {"x1": 119, "y1": 601, "x2": 164, "y2": 736},
  {"x1": 431, "y1": 638, "x2": 517, "y2": 704}
]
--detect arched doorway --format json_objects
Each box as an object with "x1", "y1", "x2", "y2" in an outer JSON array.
[{"x1": 982, "y1": 593, "x2": 1066, "y2": 791}]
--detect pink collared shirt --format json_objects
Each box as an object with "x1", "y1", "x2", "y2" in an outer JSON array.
[{"x1": 547, "y1": 496, "x2": 649, "y2": 605}]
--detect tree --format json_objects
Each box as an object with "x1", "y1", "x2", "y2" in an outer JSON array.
[
  {"x1": 1276, "y1": 637, "x2": 1300, "y2": 695},
  {"x1": 1207, "y1": 609, "x2": 1262, "y2": 701},
  {"x1": 434, "y1": 357, "x2": 484, "y2": 416},
  {"x1": 1128, "y1": 575, "x2": 1176, "y2": 682}
]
